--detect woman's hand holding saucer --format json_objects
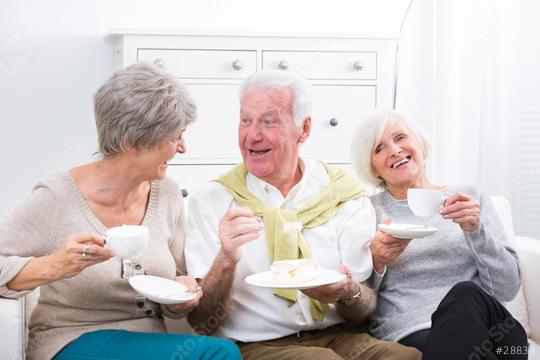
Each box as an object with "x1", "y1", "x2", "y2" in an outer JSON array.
[
  {"x1": 371, "y1": 219, "x2": 411, "y2": 274},
  {"x1": 165, "y1": 275, "x2": 203, "y2": 313}
]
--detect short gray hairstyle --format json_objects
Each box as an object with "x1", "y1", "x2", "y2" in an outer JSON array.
[
  {"x1": 350, "y1": 109, "x2": 431, "y2": 188},
  {"x1": 239, "y1": 70, "x2": 312, "y2": 126},
  {"x1": 94, "y1": 62, "x2": 196, "y2": 157}
]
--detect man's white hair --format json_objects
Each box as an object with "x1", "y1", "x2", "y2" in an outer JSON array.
[{"x1": 239, "y1": 70, "x2": 313, "y2": 125}]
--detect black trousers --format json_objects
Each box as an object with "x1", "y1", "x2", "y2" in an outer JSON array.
[{"x1": 399, "y1": 281, "x2": 528, "y2": 360}]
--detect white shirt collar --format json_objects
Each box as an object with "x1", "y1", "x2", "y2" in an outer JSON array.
[{"x1": 245, "y1": 159, "x2": 327, "y2": 209}]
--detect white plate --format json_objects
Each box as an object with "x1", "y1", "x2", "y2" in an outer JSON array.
[
  {"x1": 244, "y1": 269, "x2": 346, "y2": 290},
  {"x1": 128, "y1": 275, "x2": 197, "y2": 304},
  {"x1": 377, "y1": 223, "x2": 438, "y2": 239}
]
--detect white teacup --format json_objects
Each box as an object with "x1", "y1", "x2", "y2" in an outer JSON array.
[
  {"x1": 407, "y1": 188, "x2": 444, "y2": 217},
  {"x1": 106, "y1": 225, "x2": 149, "y2": 259}
]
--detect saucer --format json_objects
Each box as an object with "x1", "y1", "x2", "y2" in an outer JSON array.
[
  {"x1": 244, "y1": 269, "x2": 346, "y2": 290},
  {"x1": 128, "y1": 275, "x2": 197, "y2": 304},
  {"x1": 377, "y1": 223, "x2": 438, "y2": 239}
]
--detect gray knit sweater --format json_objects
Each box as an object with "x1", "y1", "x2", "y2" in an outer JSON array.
[{"x1": 368, "y1": 185, "x2": 521, "y2": 341}]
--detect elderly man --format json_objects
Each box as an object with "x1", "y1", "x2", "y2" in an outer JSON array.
[{"x1": 185, "y1": 70, "x2": 420, "y2": 360}]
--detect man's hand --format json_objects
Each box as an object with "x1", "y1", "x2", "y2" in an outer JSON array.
[
  {"x1": 371, "y1": 219, "x2": 411, "y2": 274},
  {"x1": 218, "y1": 207, "x2": 262, "y2": 264},
  {"x1": 301, "y1": 264, "x2": 358, "y2": 304},
  {"x1": 188, "y1": 207, "x2": 262, "y2": 334}
]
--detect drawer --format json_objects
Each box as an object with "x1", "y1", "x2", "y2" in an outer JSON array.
[
  {"x1": 178, "y1": 83, "x2": 242, "y2": 161},
  {"x1": 300, "y1": 84, "x2": 376, "y2": 162},
  {"x1": 167, "y1": 164, "x2": 237, "y2": 207},
  {"x1": 137, "y1": 49, "x2": 257, "y2": 79},
  {"x1": 262, "y1": 51, "x2": 377, "y2": 80}
]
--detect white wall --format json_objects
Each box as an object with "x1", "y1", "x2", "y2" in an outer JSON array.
[{"x1": 0, "y1": 0, "x2": 409, "y2": 217}]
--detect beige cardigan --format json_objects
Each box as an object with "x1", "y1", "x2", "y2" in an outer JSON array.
[{"x1": 0, "y1": 171, "x2": 187, "y2": 360}]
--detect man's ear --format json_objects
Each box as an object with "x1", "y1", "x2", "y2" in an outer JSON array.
[{"x1": 298, "y1": 117, "x2": 311, "y2": 143}]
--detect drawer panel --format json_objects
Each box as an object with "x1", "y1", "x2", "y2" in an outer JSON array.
[
  {"x1": 300, "y1": 84, "x2": 376, "y2": 162},
  {"x1": 262, "y1": 51, "x2": 377, "y2": 80},
  {"x1": 167, "y1": 164, "x2": 236, "y2": 206},
  {"x1": 178, "y1": 83, "x2": 242, "y2": 161},
  {"x1": 138, "y1": 49, "x2": 257, "y2": 79}
]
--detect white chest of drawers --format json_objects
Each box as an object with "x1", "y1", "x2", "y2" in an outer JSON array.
[{"x1": 107, "y1": 30, "x2": 397, "y2": 199}]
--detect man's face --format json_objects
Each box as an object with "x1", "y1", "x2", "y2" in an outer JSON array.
[{"x1": 238, "y1": 87, "x2": 309, "y2": 185}]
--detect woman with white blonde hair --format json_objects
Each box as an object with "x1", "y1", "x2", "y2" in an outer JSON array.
[
  {"x1": 0, "y1": 63, "x2": 240, "y2": 360},
  {"x1": 350, "y1": 109, "x2": 527, "y2": 359}
]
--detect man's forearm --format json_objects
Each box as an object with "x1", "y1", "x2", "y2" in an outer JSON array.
[
  {"x1": 187, "y1": 252, "x2": 237, "y2": 335},
  {"x1": 336, "y1": 282, "x2": 376, "y2": 324}
]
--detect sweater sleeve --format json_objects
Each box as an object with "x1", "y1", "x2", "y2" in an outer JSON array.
[
  {"x1": 0, "y1": 186, "x2": 60, "y2": 298},
  {"x1": 462, "y1": 187, "x2": 521, "y2": 301},
  {"x1": 369, "y1": 268, "x2": 385, "y2": 291},
  {"x1": 170, "y1": 190, "x2": 188, "y2": 277}
]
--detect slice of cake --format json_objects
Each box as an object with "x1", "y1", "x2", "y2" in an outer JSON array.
[{"x1": 270, "y1": 259, "x2": 318, "y2": 285}]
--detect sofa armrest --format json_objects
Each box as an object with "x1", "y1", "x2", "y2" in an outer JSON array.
[
  {"x1": 516, "y1": 236, "x2": 540, "y2": 343},
  {"x1": 0, "y1": 296, "x2": 25, "y2": 360}
]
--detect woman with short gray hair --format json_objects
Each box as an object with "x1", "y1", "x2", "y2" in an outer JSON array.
[
  {"x1": 0, "y1": 63, "x2": 241, "y2": 360},
  {"x1": 94, "y1": 63, "x2": 196, "y2": 157},
  {"x1": 350, "y1": 109, "x2": 526, "y2": 360}
]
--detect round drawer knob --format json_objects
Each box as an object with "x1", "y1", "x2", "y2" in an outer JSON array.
[
  {"x1": 278, "y1": 60, "x2": 289, "y2": 70},
  {"x1": 153, "y1": 58, "x2": 165, "y2": 67},
  {"x1": 181, "y1": 189, "x2": 189, "y2": 198},
  {"x1": 329, "y1": 118, "x2": 339, "y2": 127},
  {"x1": 353, "y1": 60, "x2": 364, "y2": 71},
  {"x1": 232, "y1": 59, "x2": 244, "y2": 71}
]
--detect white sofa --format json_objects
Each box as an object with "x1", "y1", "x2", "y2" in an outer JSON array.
[{"x1": 1, "y1": 197, "x2": 539, "y2": 359}]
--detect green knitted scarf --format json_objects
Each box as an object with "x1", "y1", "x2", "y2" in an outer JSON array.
[{"x1": 216, "y1": 162, "x2": 366, "y2": 320}]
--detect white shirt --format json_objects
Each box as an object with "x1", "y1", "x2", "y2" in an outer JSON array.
[{"x1": 185, "y1": 160, "x2": 375, "y2": 342}]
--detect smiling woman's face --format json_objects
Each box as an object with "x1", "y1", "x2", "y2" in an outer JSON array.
[
  {"x1": 371, "y1": 120, "x2": 426, "y2": 190},
  {"x1": 131, "y1": 127, "x2": 187, "y2": 181}
]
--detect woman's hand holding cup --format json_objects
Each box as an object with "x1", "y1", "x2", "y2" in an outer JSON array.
[
  {"x1": 48, "y1": 233, "x2": 115, "y2": 280},
  {"x1": 440, "y1": 193, "x2": 481, "y2": 232}
]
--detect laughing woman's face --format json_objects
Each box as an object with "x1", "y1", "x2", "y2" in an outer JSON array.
[{"x1": 371, "y1": 121, "x2": 426, "y2": 190}]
